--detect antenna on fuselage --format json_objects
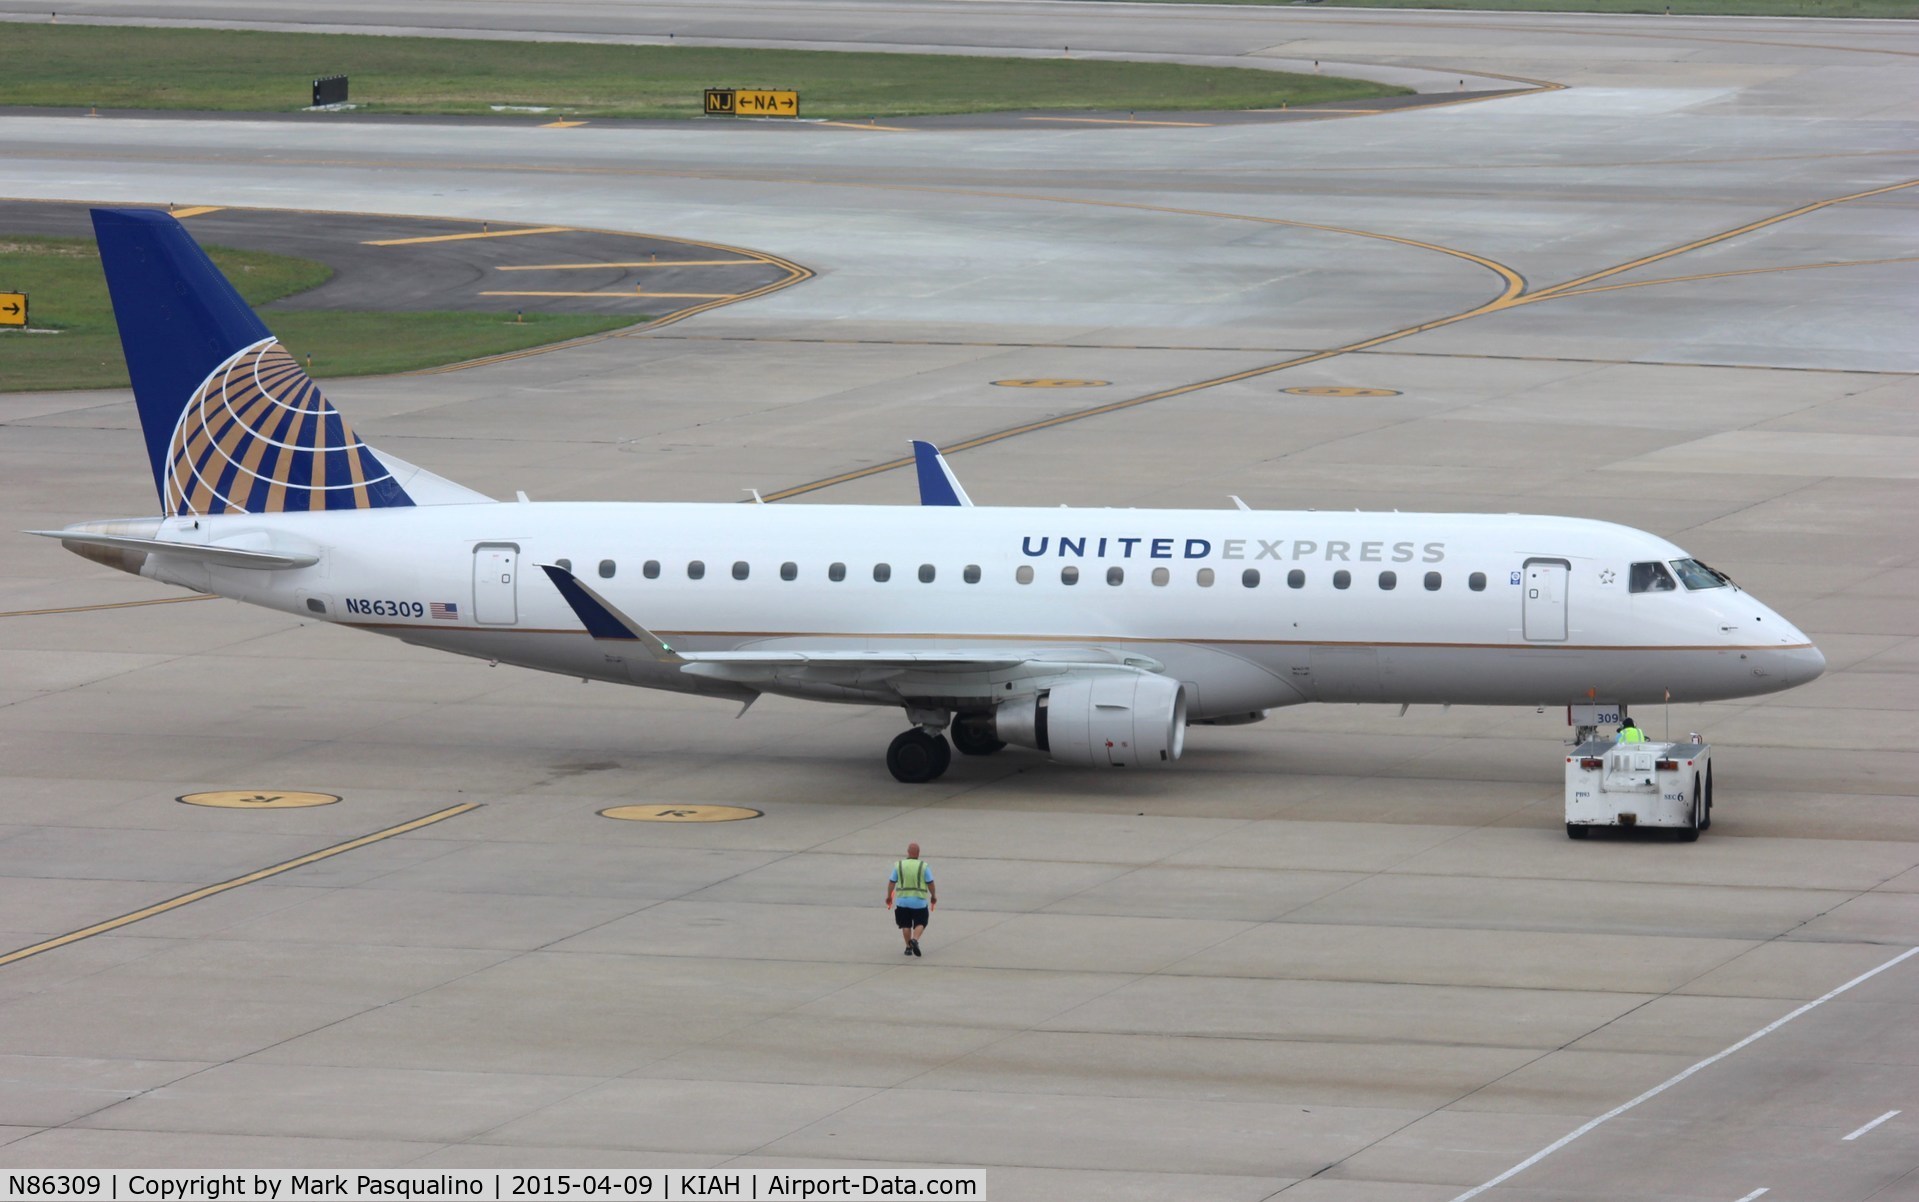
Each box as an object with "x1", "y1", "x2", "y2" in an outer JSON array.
[{"x1": 1229, "y1": 496, "x2": 1251, "y2": 511}]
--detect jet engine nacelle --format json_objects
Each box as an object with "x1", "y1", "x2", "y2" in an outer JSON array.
[{"x1": 992, "y1": 673, "x2": 1187, "y2": 768}]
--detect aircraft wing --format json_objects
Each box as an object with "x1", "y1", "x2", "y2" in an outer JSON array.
[{"x1": 539, "y1": 564, "x2": 1159, "y2": 693}]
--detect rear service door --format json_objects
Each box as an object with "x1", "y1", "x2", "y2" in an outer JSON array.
[
  {"x1": 473, "y1": 543, "x2": 519, "y2": 625},
  {"x1": 1523, "y1": 558, "x2": 1569, "y2": 642}
]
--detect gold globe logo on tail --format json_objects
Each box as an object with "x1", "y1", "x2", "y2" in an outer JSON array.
[{"x1": 165, "y1": 338, "x2": 404, "y2": 516}]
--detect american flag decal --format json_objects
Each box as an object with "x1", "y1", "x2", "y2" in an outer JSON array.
[{"x1": 431, "y1": 602, "x2": 459, "y2": 620}]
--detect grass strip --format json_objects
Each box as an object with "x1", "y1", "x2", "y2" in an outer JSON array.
[
  {"x1": 0, "y1": 236, "x2": 635, "y2": 391},
  {"x1": 1059, "y1": 0, "x2": 1910, "y2": 14},
  {"x1": 0, "y1": 24, "x2": 1403, "y2": 118}
]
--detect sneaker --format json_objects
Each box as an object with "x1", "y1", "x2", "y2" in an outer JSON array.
[
  {"x1": 910, "y1": 939, "x2": 922, "y2": 957},
  {"x1": 903, "y1": 945, "x2": 913, "y2": 955}
]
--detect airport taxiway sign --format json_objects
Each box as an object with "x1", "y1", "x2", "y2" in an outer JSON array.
[
  {"x1": 705, "y1": 89, "x2": 800, "y2": 117},
  {"x1": 737, "y1": 89, "x2": 800, "y2": 116},
  {"x1": 0, "y1": 292, "x2": 25, "y2": 327}
]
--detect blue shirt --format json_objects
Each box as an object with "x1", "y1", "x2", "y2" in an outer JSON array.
[{"x1": 889, "y1": 861, "x2": 933, "y2": 909}]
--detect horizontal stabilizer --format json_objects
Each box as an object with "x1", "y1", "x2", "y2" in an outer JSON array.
[{"x1": 26, "y1": 530, "x2": 318, "y2": 569}]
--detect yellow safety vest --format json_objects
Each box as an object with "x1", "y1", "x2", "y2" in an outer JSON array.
[
  {"x1": 1617, "y1": 727, "x2": 1647, "y2": 743},
  {"x1": 894, "y1": 859, "x2": 930, "y2": 901}
]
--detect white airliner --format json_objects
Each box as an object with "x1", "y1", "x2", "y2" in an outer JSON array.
[{"x1": 37, "y1": 209, "x2": 1825, "y2": 784}]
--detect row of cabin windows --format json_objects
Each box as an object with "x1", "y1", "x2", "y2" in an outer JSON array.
[{"x1": 558, "y1": 557, "x2": 1488, "y2": 593}]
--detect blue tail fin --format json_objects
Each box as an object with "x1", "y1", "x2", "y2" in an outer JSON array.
[{"x1": 91, "y1": 208, "x2": 413, "y2": 516}]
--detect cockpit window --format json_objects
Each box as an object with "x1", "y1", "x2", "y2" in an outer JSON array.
[
  {"x1": 1629, "y1": 561, "x2": 1677, "y2": 594},
  {"x1": 1671, "y1": 558, "x2": 1732, "y2": 590}
]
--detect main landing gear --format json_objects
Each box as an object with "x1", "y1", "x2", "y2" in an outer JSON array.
[
  {"x1": 887, "y1": 728, "x2": 952, "y2": 784},
  {"x1": 887, "y1": 709, "x2": 1006, "y2": 783}
]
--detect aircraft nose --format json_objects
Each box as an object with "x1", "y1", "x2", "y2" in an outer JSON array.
[{"x1": 1791, "y1": 643, "x2": 1827, "y2": 685}]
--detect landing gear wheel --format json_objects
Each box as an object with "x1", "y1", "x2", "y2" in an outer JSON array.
[
  {"x1": 950, "y1": 715, "x2": 1006, "y2": 757},
  {"x1": 1566, "y1": 823, "x2": 1591, "y2": 840},
  {"x1": 887, "y1": 729, "x2": 952, "y2": 783}
]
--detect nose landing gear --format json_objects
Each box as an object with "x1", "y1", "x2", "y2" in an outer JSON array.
[{"x1": 886, "y1": 728, "x2": 952, "y2": 783}]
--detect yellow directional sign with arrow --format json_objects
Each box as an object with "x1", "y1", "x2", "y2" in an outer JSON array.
[
  {"x1": 705, "y1": 89, "x2": 800, "y2": 118},
  {"x1": 0, "y1": 292, "x2": 25, "y2": 327},
  {"x1": 737, "y1": 89, "x2": 799, "y2": 116}
]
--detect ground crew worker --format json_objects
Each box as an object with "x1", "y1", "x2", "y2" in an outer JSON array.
[
  {"x1": 885, "y1": 842, "x2": 935, "y2": 957},
  {"x1": 1617, "y1": 718, "x2": 1648, "y2": 743}
]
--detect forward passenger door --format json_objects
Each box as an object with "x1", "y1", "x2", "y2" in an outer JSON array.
[
  {"x1": 1523, "y1": 558, "x2": 1569, "y2": 642},
  {"x1": 473, "y1": 543, "x2": 519, "y2": 625}
]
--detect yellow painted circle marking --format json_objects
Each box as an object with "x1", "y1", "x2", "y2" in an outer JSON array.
[
  {"x1": 178, "y1": 790, "x2": 341, "y2": 809},
  {"x1": 1282, "y1": 386, "x2": 1401, "y2": 397},
  {"x1": 600, "y1": 804, "x2": 764, "y2": 823},
  {"x1": 992, "y1": 379, "x2": 1111, "y2": 388}
]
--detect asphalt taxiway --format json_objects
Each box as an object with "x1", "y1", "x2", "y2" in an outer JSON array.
[
  {"x1": 0, "y1": 3, "x2": 1916, "y2": 1198},
  {"x1": 0, "y1": 200, "x2": 801, "y2": 320}
]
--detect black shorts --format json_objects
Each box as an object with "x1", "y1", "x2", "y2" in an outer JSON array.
[{"x1": 894, "y1": 905, "x2": 930, "y2": 929}]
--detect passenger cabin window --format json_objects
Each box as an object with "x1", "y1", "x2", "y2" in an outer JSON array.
[
  {"x1": 1333, "y1": 570, "x2": 1351, "y2": 590},
  {"x1": 1379, "y1": 571, "x2": 1397, "y2": 591},
  {"x1": 1197, "y1": 568, "x2": 1215, "y2": 588},
  {"x1": 963, "y1": 565, "x2": 981, "y2": 584},
  {"x1": 1630, "y1": 561, "x2": 1677, "y2": 593},
  {"x1": 873, "y1": 563, "x2": 891, "y2": 583},
  {"x1": 686, "y1": 560, "x2": 705, "y2": 580},
  {"x1": 829, "y1": 562, "x2": 846, "y2": 582},
  {"x1": 1672, "y1": 558, "x2": 1732, "y2": 590},
  {"x1": 1424, "y1": 571, "x2": 1442, "y2": 591},
  {"x1": 1061, "y1": 566, "x2": 1080, "y2": 585},
  {"x1": 1287, "y1": 569, "x2": 1305, "y2": 589},
  {"x1": 1107, "y1": 566, "x2": 1124, "y2": 586},
  {"x1": 643, "y1": 560, "x2": 660, "y2": 579},
  {"x1": 780, "y1": 561, "x2": 797, "y2": 581},
  {"x1": 555, "y1": 558, "x2": 571, "y2": 573},
  {"x1": 919, "y1": 564, "x2": 936, "y2": 583},
  {"x1": 732, "y1": 561, "x2": 750, "y2": 580},
  {"x1": 1151, "y1": 567, "x2": 1170, "y2": 587},
  {"x1": 1468, "y1": 571, "x2": 1486, "y2": 592},
  {"x1": 598, "y1": 559, "x2": 616, "y2": 579},
  {"x1": 1016, "y1": 565, "x2": 1034, "y2": 584},
  {"x1": 1242, "y1": 569, "x2": 1260, "y2": 588}
]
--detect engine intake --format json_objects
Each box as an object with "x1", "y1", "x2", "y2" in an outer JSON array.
[{"x1": 992, "y1": 673, "x2": 1187, "y2": 768}]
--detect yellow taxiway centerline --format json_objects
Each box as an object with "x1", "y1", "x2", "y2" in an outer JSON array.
[
  {"x1": 495, "y1": 260, "x2": 758, "y2": 270},
  {"x1": 1022, "y1": 116, "x2": 1213, "y2": 128},
  {"x1": 0, "y1": 803, "x2": 481, "y2": 968},
  {"x1": 0, "y1": 594, "x2": 215, "y2": 619},
  {"x1": 365, "y1": 226, "x2": 570, "y2": 246},
  {"x1": 479, "y1": 290, "x2": 739, "y2": 299}
]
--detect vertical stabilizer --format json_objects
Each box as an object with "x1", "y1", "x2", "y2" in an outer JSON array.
[{"x1": 91, "y1": 207, "x2": 414, "y2": 516}]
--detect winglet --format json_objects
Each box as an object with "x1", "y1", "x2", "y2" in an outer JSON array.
[
  {"x1": 911, "y1": 440, "x2": 973, "y2": 507},
  {"x1": 539, "y1": 564, "x2": 683, "y2": 663}
]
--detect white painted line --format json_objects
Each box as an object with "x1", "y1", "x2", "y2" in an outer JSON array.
[
  {"x1": 1843, "y1": 1110, "x2": 1900, "y2": 1141},
  {"x1": 1735, "y1": 1189, "x2": 1769, "y2": 1201},
  {"x1": 1451, "y1": 945, "x2": 1919, "y2": 1202}
]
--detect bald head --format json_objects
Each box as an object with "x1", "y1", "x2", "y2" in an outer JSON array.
[{"x1": 907, "y1": 842, "x2": 921, "y2": 858}]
